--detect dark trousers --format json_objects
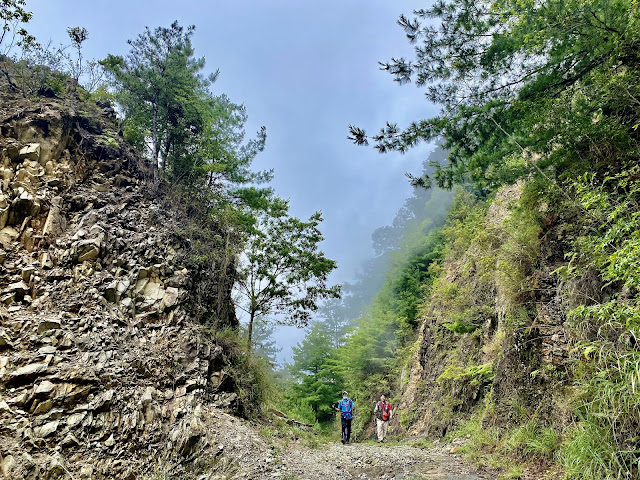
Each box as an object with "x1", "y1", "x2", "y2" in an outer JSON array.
[{"x1": 341, "y1": 416, "x2": 352, "y2": 442}]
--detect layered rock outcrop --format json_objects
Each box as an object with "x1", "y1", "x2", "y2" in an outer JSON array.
[{"x1": 0, "y1": 86, "x2": 243, "y2": 478}]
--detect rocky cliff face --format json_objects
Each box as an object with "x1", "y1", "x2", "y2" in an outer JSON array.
[
  {"x1": 0, "y1": 87, "x2": 250, "y2": 478},
  {"x1": 399, "y1": 184, "x2": 576, "y2": 438}
]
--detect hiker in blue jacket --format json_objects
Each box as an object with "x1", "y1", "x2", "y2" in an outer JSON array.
[{"x1": 333, "y1": 391, "x2": 354, "y2": 444}]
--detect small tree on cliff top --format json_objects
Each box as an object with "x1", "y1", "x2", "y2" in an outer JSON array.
[
  {"x1": 236, "y1": 210, "x2": 341, "y2": 349},
  {"x1": 101, "y1": 22, "x2": 214, "y2": 183},
  {"x1": 102, "y1": 21, "x2": 271, "y2": 195},
  {"x1": 0, "y1": 0, "x2": 37, "y2": 54}
]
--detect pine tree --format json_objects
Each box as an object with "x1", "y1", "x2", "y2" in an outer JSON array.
[
  {"x1": 350, "y1": 0, "x2": 640, "y2": 190},
  {"x1": 288, "y1": 322, "x2": 344, "y2": 422},
  {"x1": 101, "y1": 21, "x2": 270, "y2": 192}
]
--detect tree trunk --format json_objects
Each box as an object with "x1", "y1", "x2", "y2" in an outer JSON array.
[
  {"x1": 161, "y1": 137, "x2": 172, "y2": 173},
  {"x1": 151, "y1": 106, "x2": 160, "y2": 186},
  {"x1": 247, "y1": 311, "x2": 255, "y2": 351}
]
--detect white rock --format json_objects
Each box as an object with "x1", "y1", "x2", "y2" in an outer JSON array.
[
  {"x1": 9, "y1": 362, "x2": 48, "y2": 381},
  {"x1": 0, "y1": 226, "x2": 19, "y2": 246},
  {"x1": 143, "y1": 281, "x2": 165, "y2": 300},
  {"x1": 35, "y1": 380, "x2": 55, "y2": 396},
  {"x1": 34, "y1": 420, "x2": 59, "y2": 437},
  {"x1": 104, "y1": 434, "x2": 115, "y2": 447},
  {"x1": 18, "y1": 143, "x2": 40, "y2": 161},
  {"x1": 0, "y1": 400, "x2": 13, "y2": 414},
  {"x1": 162, "y1": 287, "x2": 180, "y2": 308},
  {"x1": 0, "y1": 454, "x2": 16, "y2": 477}
]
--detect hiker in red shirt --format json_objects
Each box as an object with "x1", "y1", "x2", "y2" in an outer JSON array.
[{"x1": 374, "y1": 394, "x2": 393, "y2": 443}]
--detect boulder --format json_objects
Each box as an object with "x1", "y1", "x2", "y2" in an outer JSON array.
[
  {"x1": 162, "y1": 287, "x2": 180, "y2": 308},
  {"x1": 42, "y1": 197, "x2": 66, "y2": 238},
  {"x1": 33, "y1": 420, "x2": 59, "y2": 438},
  {"x1": 0, "y1": 400, "x2": 13, "y2": 414},
  {"x1": 7, "y1": 393, "x2": 27, "y2": 407},
  {"x1": 9, "y1": 189, "x2": 40, "y2": 225},
  {"x1": 20, "y1": 226, "x2": 35, "y2": 252},
  {"x1": 35, "y1": 380, "x2": 56, "y2": 396},
  {"x1": 40, "y1": 252, "x2": 53, "y2": 269},
  {"x1": 0, "y1": 455, "x2": 16, "y2": 478},
  {"x1": 75, "y1": 240, "x2": 100, "y2": 263},
  {"x1": 4, "y1": 280, "x2": 29, "y2": 301},
  {"x1": 141, "y1": 386, "x2": 155, "y2": 407},
  {"x1": 33, "y1": 399, "x2": 53, "y2": 414},
  {"x1": 22, "y1": 265, "x2": 35, "y2": 282},
  {"x1": 38, "y1": 345, "x2": 56, "y2": 355},
  {"x1": 143, "y1": 281, "x2": 164, "y2": 300},
  {"x1": 18, "y1": 143, "x2": 40, "y2": 161}
]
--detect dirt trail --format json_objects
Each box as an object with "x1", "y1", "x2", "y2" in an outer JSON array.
[
  {"x1": 190, "y1": 412, "x2": 493, "y2": 479},
  {"x1": 263, "y1": 442, "x2": 493, "y2": 480}
]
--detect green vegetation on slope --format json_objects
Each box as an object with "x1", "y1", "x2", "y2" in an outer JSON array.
[{"x1": 343, "y1": 0, "x2": 640, "y2": 478}]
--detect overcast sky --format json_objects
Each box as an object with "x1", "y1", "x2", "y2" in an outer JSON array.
[{"x1": 27, "y1": 0, "x2": 439, "y2": 360}]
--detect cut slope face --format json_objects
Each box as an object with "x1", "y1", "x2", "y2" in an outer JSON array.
[
  {"x1": 399, "y1": 186, "x2": 574, "y2": 438},
  {"x1": 0, "y1": 88, "x2": 244, "y2": 479}
]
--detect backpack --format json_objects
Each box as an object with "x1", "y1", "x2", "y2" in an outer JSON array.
[{"x1": 340, "y1": 399, "x2": 353, "y2": 419}]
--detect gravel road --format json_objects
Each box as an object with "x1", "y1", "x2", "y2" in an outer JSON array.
[
  {"x1": 266, "y1": 442, "x2": 493, "y2": 480},
  {"x1": 198, "y1": 412, "x2": 493, "y2": 479}
]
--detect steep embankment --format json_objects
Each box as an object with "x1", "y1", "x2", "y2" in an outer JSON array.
[
  {"x1": 0, "y1": 88, "x2": 264, "y2": 478},
  {"x1": 398, "y1": 183, "x2": 577, "y2": 476}
]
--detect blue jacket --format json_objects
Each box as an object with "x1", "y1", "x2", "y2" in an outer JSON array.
[{"x1": 338, "y1": 398, "x2": 354, "y2": 420}]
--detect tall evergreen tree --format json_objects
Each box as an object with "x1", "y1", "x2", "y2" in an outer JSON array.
[
  {"x1": 102, "y1": 22, "x2": 207, "y2": 182},
  {"x1": 350, "y1": 0, "x2": 640, "y2": 190},
  {"x1": 102, "y1": 21, "x2": 271, "y2": 193},
  {"x1": 288, "y1": 322, "x2": 344, "y2": 422}
]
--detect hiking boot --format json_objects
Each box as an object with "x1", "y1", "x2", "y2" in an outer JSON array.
[{"x1": 341, "y1": 439, "x2": 345, "y2": 444}]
